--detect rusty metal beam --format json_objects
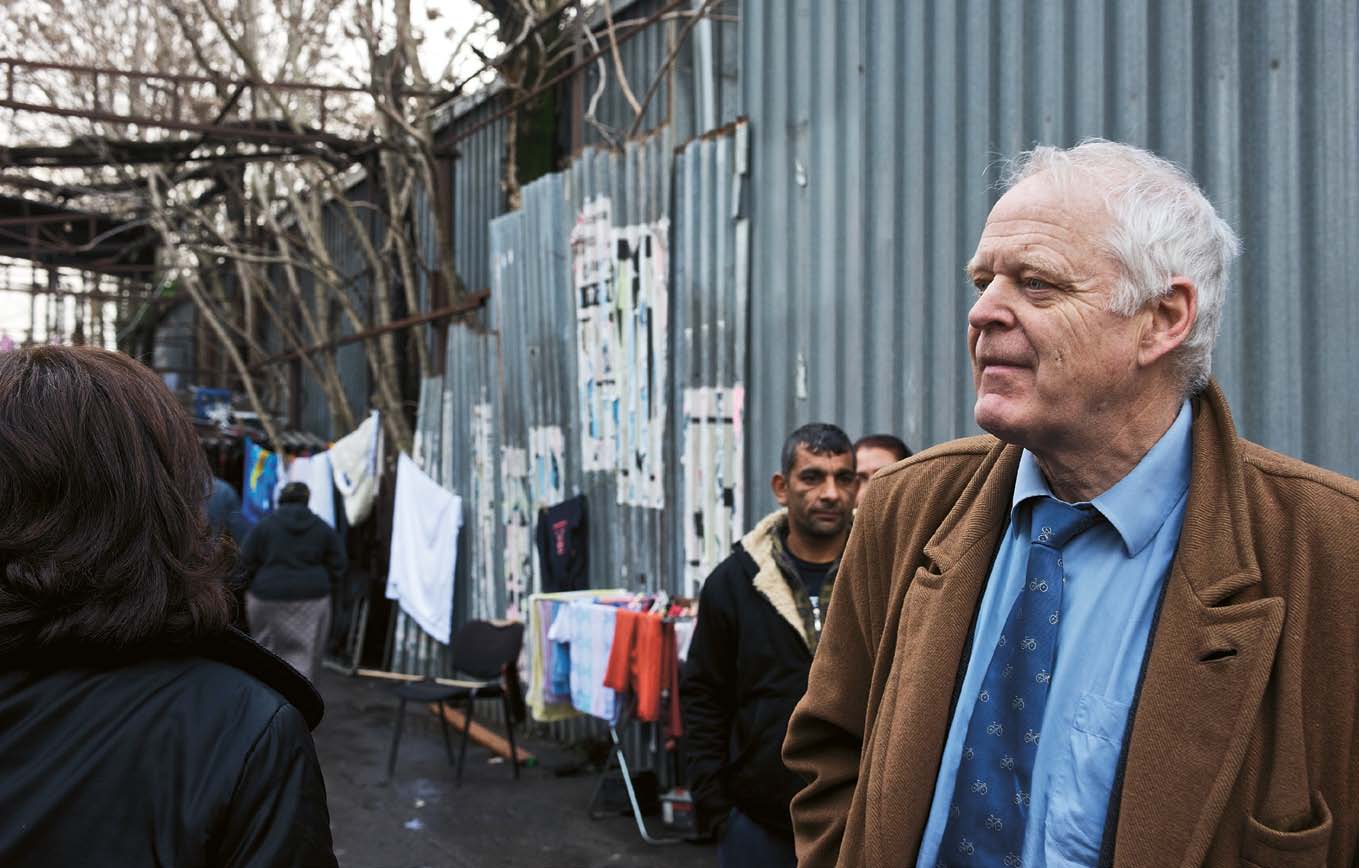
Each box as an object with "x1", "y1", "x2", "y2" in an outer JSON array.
[
  {"x1": 0, "y1": 98, "x2": 366, "y2": 152},
  {"x1": 0, "y1": 284, "x2": 173, "y2": 304},
  {"x1": 249, "y1": 289, "x2": 489, "y2": 370},
  {"x1": 1, "y1": 56, "x2": 445, "y2": 97}
]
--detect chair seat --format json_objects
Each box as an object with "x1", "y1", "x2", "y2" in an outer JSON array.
[
  {"x1": 385, "y1": 619, "x2": 525, "y2": 785},
  {"x1": 392, "y1": 679, "x2": 500, "y2": 702}
]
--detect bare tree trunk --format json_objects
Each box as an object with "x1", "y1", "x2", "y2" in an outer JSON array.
[{"x1": 180, "y1": 268, "x2": 284, "y2": 451}]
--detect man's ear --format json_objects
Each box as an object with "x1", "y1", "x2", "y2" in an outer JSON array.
[
  {"x1": 771, "y1": 472, "x2": 789, "y2": 507},
  {"x1": 1140, "y1": 275, "x2": 1197, "y2": 367}
]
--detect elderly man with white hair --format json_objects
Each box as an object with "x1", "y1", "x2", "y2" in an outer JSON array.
[{"x1": 783, "y1": 140, "x2": 1359, "y2": 868}]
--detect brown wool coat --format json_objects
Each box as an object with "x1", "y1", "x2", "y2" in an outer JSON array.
[{"x1": 784, "y1": 383, "x2": 1359, "y2": 867}]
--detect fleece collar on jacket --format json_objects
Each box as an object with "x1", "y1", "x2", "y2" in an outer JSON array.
[{"x1": 740, "y1": 509, "x2": 844, "y2": 653}]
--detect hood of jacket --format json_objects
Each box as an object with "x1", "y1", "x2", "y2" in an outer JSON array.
[
  {"x1": 274, "y1": 502, "x2": 318, "y2": 534},
  {"x1": 739, "y1": 509, "x2": 845, "y2": 654}
]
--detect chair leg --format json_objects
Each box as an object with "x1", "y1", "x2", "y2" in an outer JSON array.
[
  {"x1": 386, "y1": 697, "x2": 407, "y2": 781},
  {"x1": 502, "y1": 693, "x2": 520, "y2": 780},
  {"x1": 437, "y1": 700, "x2": 454, "y2": 765},
  {"x1": 455, "y1": 692, "x2": 476, "y2": 786}
]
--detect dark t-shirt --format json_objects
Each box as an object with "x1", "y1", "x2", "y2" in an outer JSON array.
[{"x1": 785, "y1": 549, "x2": 834, "y2": 600}]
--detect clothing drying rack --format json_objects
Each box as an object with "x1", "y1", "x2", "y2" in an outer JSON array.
[
  {"x1": 534, "y1": 593, "x2": 694, "y2": 845},
  {"x1": 587, "y1": 692, "x2": 683, "y2": 845}
]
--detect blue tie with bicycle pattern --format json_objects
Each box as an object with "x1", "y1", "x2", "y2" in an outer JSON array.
[{"x1": 938, "y1": 497, "x2": 1104, "y2": 867}]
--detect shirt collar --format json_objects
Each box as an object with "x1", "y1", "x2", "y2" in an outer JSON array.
[{"x1": 1012, "y1": 400, "x2": 1193, "y2": 557}]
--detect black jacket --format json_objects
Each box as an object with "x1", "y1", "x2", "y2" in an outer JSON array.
[
  {"x1": 0, "y1": 629, "x2": 336, "y2": 867},
  {"x1": 241, "y1": 502, "x2": 347, "y2": 600},
  {"x1": 682, "y1": 510, "x2": 830, "y2": 839}
]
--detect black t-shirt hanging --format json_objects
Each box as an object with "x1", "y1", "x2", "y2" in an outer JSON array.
[{"x1": 536, "y1": 495, "x2": 589, "y2": 592}]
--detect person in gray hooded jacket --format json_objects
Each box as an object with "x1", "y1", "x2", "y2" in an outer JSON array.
[{"x1": 240, "y1": 481, "x2": 346, "y2": 681}]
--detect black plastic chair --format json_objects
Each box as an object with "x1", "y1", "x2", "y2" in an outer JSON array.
[{"x1": 385, "y1": 619, "x2": 525, "y2": 785}]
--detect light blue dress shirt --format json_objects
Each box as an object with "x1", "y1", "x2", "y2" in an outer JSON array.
[{"x1": 916, "y1": 401, "x2": 1193, "y2": 868}]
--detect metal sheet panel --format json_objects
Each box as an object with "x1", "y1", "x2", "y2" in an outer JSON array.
[
  {"x1": 672, "y1": 123, "x2": 749, "y2": 594},
  {"x1": 443, "y1": 324, "x2": 503, "y2": 623},
  {"x1": 562, "y1": 136, "x2": 674, "y2": 595},
  {"x1": 392, "y1": 124, "x2": 747, "y2": 769},
  {"x1": 741, "y1": 0, "x2": 1359, "y2": 521},
  {"x1": 450, "y1": 94, "x2": 509, "y2": 296},
  {"x1": 575, "y1": 0, "x2": 742, "y2": 150}
]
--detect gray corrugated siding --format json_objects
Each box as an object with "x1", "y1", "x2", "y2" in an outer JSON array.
[
  {"x1": 401, "y1": 130, "x2": 744, "y2": 762},
  {"x1": 573, "y1": 0, "x2": 742, "y2": 150},
  {"x1": 672, "y1": 124, "x2": 749, "y2": 592},
  {"x1": 566, "y1": 137, "x2": 673, "y2": 596},
  {"x1": 315, "y1": 1, "x2": 1356, "y2": 728},
  {"x1": 450, "y1": 94, "x2": 509, "y2": 296},
  {"x1": 481, "y1": 137, "x2": 676, "y2": 604},
  {"x1": 741, "y1": 0, "x2": 1359, "y2": 518}
]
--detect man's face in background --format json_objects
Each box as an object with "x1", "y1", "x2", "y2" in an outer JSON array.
[
  {"x1": 774, "y1": 445, "x2": 857, "y2": 541},
  {"x1": 854, "y1": 445, "x2": 900, "y2": 507}
]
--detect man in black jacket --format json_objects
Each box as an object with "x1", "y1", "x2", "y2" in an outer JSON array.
[{"x1": 682, "y1": 423, "x2": 857, "y2": 867}]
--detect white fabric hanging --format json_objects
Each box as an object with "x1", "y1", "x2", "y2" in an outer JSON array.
[
  {"x1": 280, "y1": 451, "x2": 337, "y2": 528},
  {"x1": 330, "y1": 411, "x2": 382, "y2": 525},
  {"x1": 387, "y1": 453, "x2": 462, "y2": 644}
]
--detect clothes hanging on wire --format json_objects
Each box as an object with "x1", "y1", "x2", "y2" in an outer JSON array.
[
  {"x1": 526, "y1": 590, "x2": 624, "y2": 723},
  {"x1": 241, "y1": 438, "x2": 280, "y2": 527},
  {"x1": 386, "y1": 453, "x2": 461, "y2": 644},
  {"x1": 279, "y1": 452, "x2": 337, "y2": 529},
  {"x1": 546, "y1": 601, "x2": 619, "y2": 721},
  {"x1": 536, "y1": 495, "x2": 589, "y2": 592},
  {"x1": 674, "y1": 618, "x2": 698, "y2": 664},
  {"x1": 604, "y1": 610, "x2": 683, "y2": 738},
  {"x1": 329, "y1": 410, "x2": 382, "y2": 526}
]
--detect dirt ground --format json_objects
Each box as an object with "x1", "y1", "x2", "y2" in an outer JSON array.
[{"x1": 312, "y1": 669, "x2": 716, "y2": 868}]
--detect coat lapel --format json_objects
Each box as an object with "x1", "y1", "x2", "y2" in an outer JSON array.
[
  {"x1": 1111, "y1": 384, "x2": 1285, "y2": 867},
  {"x1": 863, "y1": 440, "x2": 1019, "y2": 858},
  {"x1": 742, "y1": 510, "x2": 813, "y2": 650}
]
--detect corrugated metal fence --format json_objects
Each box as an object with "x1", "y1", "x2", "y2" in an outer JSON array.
[
  {"x1": 741, "y1": 0, "x2": 1359, "y2": 517},
  {"x1": 394, "y1": 127, "x2": 746, "y2": 759},
  {"x1": 320, "y1": 0, "x2": 1356, "y2": 754}
]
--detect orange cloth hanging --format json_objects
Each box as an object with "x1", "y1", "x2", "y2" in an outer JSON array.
[{"x1": 605, "y1": 610, "x2": 682, "y2": 737}]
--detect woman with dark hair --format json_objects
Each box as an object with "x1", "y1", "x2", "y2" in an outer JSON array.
[
  {"x1": 0, "y1": 346, "x2": 337, "y2": 867},
  {"x1": 240, "y1": 480, "x2": 347, "y2": 683}
]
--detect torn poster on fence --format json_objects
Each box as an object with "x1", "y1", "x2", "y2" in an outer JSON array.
[
  {"x1": 569, "y1": 196, "x2": 670, "y2": 508},
  {"x1": 501, "y1": 445, "x2": 535, "y2": 621},
  {"x1": 571, "y1": 197, "x2": 619, "y2": 472},
  {"x1": 470, "y1": 401, "x2": 498, "y2": 621},
  {"x1": 529, "y1": 425, "x2": 567, "y2": 509},
  {"x1": 682, "y1": 386, "x2": 746, "y2": 596},
  {"x1": 614, "y1": 221, "x2": 669, "y2": 509}
]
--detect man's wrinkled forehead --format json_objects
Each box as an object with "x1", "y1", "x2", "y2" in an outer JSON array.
[
  {"x1": 966, "y1": 245, "x2": 1077, "y2": 282},
  {"x1": 790, "y1": 443, "x2": 855, "y2": 473},
  {"x1": 966, "y1": 177, "x2": 1112, "y2": 274}
]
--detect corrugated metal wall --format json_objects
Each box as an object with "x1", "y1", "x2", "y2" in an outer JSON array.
[
  {"x1": 671, "y1": 123, "x2": 749, "y2": 594},
  {"x1": 488, "y1": 172, "x2": 576, "y2": 615},
  {"x1": 287, "y1": 180, "x2": 378, "y2": 439},
  {"x1": 281, "y1": 0, "x2": 1359, "y2": 772},
  {"x1": 441, "y1": 324, "x2": 502, "y2": 625},
  {"x1": 482, "y1": 136, "x2": 676, "y2": 605},
  {"x1": 326, "y1": 179, "x2": 378, "y2": 436},
  {"x1": 573, "y1": 0, "x2": 742, "y2": 150},
  {"x1": 742, "y1": 0, "x2": 1359, "y2": 519},
  {"x1": 449, "y1": 93, "x2": 509, "y2": 297},
  {"x1": 405, "y1": 125, "x2": 747, "y2": 755}
]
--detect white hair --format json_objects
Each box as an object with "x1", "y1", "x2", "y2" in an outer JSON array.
[{"x1": 1001, "y1": 139, "x2": 1241, "y2": 395}]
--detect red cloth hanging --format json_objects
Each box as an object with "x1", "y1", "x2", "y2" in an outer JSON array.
[{"x1": 605, "y1": 609, "x2": 683, "y2": 738}]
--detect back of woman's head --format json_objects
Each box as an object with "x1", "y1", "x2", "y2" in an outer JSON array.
[{"x1": 0, "y1": 346, "x2": 233, "y2": 652}]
